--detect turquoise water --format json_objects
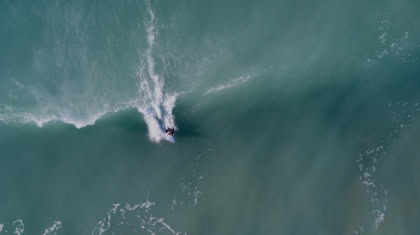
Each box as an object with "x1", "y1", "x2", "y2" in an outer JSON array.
[{"x1": 1, "y1": 0, "x2": 420, "y2": 234}]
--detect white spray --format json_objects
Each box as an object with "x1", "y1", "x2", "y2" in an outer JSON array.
[{"x1": 136, "y1": 0, "x2": 177, "y2": 143}]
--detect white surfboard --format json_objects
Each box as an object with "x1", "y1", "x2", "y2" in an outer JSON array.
[{"x1": 164, "y1": 134, "x2": 175, "y2": 143}]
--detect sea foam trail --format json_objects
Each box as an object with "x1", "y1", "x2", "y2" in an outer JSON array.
[
  {"x1": 205, "y1": 75, "x2": 252, "y2": 95},
  {"x1": 135, "y1": 0, "x2": 177, "y2": 143},
  {"x1": 92, "y1": 200, "x2": 185, "y2": 235},
  {"x1": 42, "y1": 221, "x2": 62, "y2": 235}
]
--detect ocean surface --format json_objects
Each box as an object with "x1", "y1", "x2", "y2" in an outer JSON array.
[{"x1": 1, "y1": 0, "x2": 420, "y2": 234}]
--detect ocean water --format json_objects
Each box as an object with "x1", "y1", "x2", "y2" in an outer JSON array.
[{"x1": 1, "y1": 0, "x2": 420, "y2": 234}]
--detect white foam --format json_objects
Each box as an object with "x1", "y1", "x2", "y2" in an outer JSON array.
[
  {"x1": 134, "y1": 0, "x2": 178, "y2": 143},
  {"x1": 92, "y1": 198, "x2": 185, "y2": 235},
  {"x1": 379, "y1": 32, "x2": 387, "y2": 44},
  {"x1": 0, "y1": 103, "x2": 117, "y2": 130},
  {"x1": 206, "y1": 75, "x2": 251, "y2": 95},
  {"x1": 12, "y1": 220, "x2": 24, "y2": 235},
  {"x1": 12, "y1": 79, "x2": 24, "y2": 89},
  {"x1": 372, "y1": 207, "x2": 386, "y2": 231},
  {"x1": 0, "y1": 224, "x2": 3, "y2": 232},
  {"x1": 125, "y1": 201, "x2": 155, "y2": 211},
  {"x1": 175, "y1": 153, "x2": 206, "y2": 208},
  {"x1": 139, "y1": 106, "x2": 176, "y2": 143},
  {"x1": 24, "y1": 110, "x2": 108, "y2": 129},
  {"x1": 371, "y1": 18, "x2": 416, "y2": 63},
  {"x1": 162, "y1": 94, "x2": 178, "y2": 130},
  {"x1": 93, "y1": 204, "x2": 120, "y2": 235},
  {"x1": 354, "y1": 101, "x2": 420, "y2": 233},
  {"x1": 42, "y1": 221, "x2": 62, "y2": 235}
]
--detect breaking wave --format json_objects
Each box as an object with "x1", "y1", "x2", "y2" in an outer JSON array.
[{"x1": 0, "y1": 0, "x2": 177, "y2": 143}]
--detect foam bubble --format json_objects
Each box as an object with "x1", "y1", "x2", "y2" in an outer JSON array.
[
  {"x1": 355, "y1": 101, "x2": 420, "y2": 233},
  {"x1": 42, "y1": 221, "x2": 62, "y2": 235},
  {"x1": 13, "y1": 220, "x2": 24, "y2": 235},
  {"x1": 92, "y1": 199, "x2": 185, "y2": 235}
]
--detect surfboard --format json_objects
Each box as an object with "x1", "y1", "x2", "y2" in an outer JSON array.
[{"x1": 165, "y1": 134, "x2": 175, "y2": 143}]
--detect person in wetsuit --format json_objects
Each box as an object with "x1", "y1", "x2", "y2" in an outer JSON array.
[{"x1": 165, "y1": 128, "x2": 175, "y2": 136}]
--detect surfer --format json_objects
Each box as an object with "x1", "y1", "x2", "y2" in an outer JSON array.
[{"x1": 165, "y1": 127, "x2": 175, "y2": 136}]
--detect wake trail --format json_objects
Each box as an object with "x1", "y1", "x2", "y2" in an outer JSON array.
[{"x1": 135, "y1": 0, "x2": 178, "y2": 143}]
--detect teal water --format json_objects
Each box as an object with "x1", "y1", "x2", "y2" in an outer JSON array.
[{"x1": 1, "y1": 0, "x2": 420, "y2": 234}]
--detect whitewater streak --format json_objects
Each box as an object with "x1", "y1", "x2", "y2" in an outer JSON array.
[{"x1": 135, "y1": 0, "x2": 178, "y2": 143}]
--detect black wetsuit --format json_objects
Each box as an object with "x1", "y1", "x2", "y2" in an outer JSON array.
[{"x1": 166, "y1": 128, "x2": 175, "y2": 136}]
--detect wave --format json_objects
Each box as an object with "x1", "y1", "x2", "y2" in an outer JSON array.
[{"x1": 0, "y1": 0, "x2": 177, "y2": 144}]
